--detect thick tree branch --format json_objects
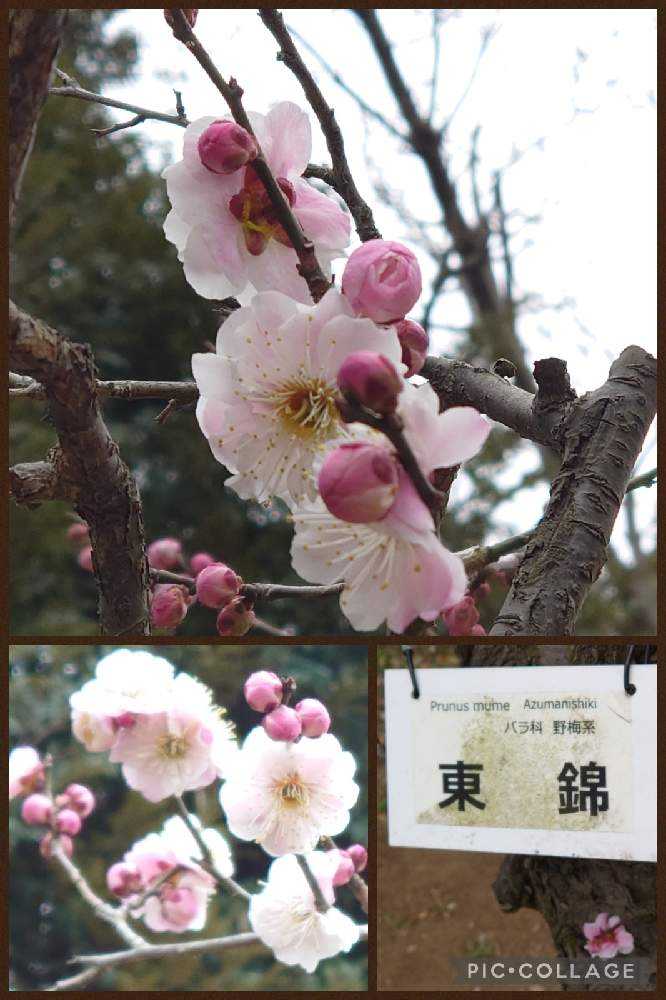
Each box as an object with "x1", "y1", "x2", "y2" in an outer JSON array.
[
  {"x1": 9, "y1": 10, "x2": 67, "y2": 228},
  {"x1": 9, "y1": 301, "x2": 151, "y2": 635},
  {"x1": 490, "y1": 346, "x2": 657, "y2": 635},
  {"x1": 9, "y1": 460, "x2": 70, "y2": 508},
  {"x1": 167, "y1": 8, "x2": 331, "y2": 302},
  {"x1": 258, "y1": 9, "x2": 381, "y2": 243}
]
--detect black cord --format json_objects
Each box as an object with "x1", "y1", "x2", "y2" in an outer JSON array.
[
  {"x1": 402, "y1": 645, "x2": 420, "y2": 699},
  {"x1": 623, "y1": 645, "x2": 637, "y2": 696}
]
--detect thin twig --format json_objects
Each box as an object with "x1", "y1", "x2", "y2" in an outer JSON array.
[
  {"x1": 50, "y1": 68, "x2": 189, "y2": 130},
  {"x1": 167, "y1": 9, "x2": 331, "y2": 302},
  {"x1": 259, "y1": 10, "x2": 381, "y2": 243},
  {"x1": 46, "y1": 965, "x2": 102, "y2": 991},
  {"x1": 296, "y1": 855, "x2": 330, "y2": 913},
  {"x1": 173, "y1": 796, "x2": 251, "y2": 901}
]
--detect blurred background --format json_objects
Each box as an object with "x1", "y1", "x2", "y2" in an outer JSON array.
[
  {"x1": 9, "y1": 10, "x2": 656, "y2": 635},
  {"x1": 9, "y1": 643, "x2": 368, "y2": 991}
]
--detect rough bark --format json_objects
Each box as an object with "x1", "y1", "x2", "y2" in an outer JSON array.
[
  {"x1": 467, "y1": 643, "x2": 656, "y2": 991},
  {"x1": 9, "y1": 9, "x2": 67, "y2": 228},
  {"x1": 490, "y1": 348, "x2": 657, "y2": 636},
  {"x1": 9, "y1": 303, "x2": 151, "y2": 635}
]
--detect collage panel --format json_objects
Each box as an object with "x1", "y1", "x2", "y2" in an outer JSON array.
[
  {"x1": 9, "y1": 644, "x2": 369, "y2": 991},
  {"x1": 377, "y1": 642, "x2": 657, "y2": 992}
]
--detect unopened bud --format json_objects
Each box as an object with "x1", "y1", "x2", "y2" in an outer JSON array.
[
  {"x1": 345, "y1": 843, "x2": 368, "y2": 873},
  {"x1": 319, "y1": 442, "x2": 399, "y2": 523},
  {"x1": 244, "y1": 671, "x2": 283, "y2": 713},
  {"x1": 107, "y1": 861, "x2": 143, "y2": 898},
  {"x1": 196, "y1": 562, "x2": 241, "y2": 609},
  {"x1": 39, "y1": 832, "x2": 73, "y2": 860},
  {"x1": 67, "y1": 521, "x2": 89, "y2": 546},
  {"x1": 190, "y1": 552, "x2": 216, "y2": 576},
  {"x1": 338, "y1": 351, "x2": 403, "y2": 415},
  {"x1": 216, "y1": 596, "x2": 255, "y2": 637},
  {"x1": 77, "y1": 546, "x2": 93, "y2": 572},
  {"x1": 294, "y1": 698, "x2": 330, "y2": 738},
  {"x1": 342, "y1": 239, "x2": 422, "y2": 323},
  {"x1": 150, "y1": 584, "x2": 191, "y2": 630},
  {"x1": 55, "y1": 808, "x2": 82, "y2": 837},
  {"x1": 198, "y1": 120, "x2": 258, "y2": 175},
  {"x1": 329, "y1": 849, "x2": 355, "y2": 887},
  {"x1": 59, "y1": 783, "x2": 95, "y2": 818},
  {"x1": 262, "y1": 705, "x2": 302, "y2": 742},
  {"x1": 396, "y1": 319, "x2": 429, "y2": 377},
  {"x1": 443, "y1": 596, "x2": 480, "y2": 636},
  {"x1": 164, "y1": 8, "x2": 198, "y2": 33},
  {"x1": 21, "y1": 793, "x2": 53, "y2": 826},
  {"x1": 147, "y1": 537, "x2": 183, "y2": 571}
]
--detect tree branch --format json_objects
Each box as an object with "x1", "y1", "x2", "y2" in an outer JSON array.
[
  {"x1": 173, "y1": 796, "x2": 250, "y2": 901},
  {"x1": 296, "y1": 855, "x2": 330, "y2": 914},
  {"x1": 258, "y1": 9, "x2": 381, "y2": 243},
  {"x1": 50, "y1": 68, "x2": 189, "y2": 130},
  {"x1": 490, "y1": 346, "x2": 657, "y2": 635},
  {"x1": 9, "y1": 301, "x2": 151, "y2": 635},
  {"x1": 166, "y1": 8, "x2": 331, "y2": 302}
]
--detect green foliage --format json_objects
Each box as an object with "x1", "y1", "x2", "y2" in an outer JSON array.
[{"x1": 9, "y1": 643, "x2": 368, "y2": 990}]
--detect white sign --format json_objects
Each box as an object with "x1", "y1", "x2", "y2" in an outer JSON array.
[{"x1": 385, "y1": 664, "x2": 656, "y2": 861}]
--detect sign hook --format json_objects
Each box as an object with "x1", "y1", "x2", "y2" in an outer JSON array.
[{"x1": 402, "y1": 645, "x2": 420, "y2": 699}]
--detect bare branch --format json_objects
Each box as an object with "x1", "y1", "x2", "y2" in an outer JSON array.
[
  {"x1": 296, "y1": 855, "x2": 330, "y2": 914},
  {"x1": 9, "y1": 460, "x2": 70, "y2": 508},
  {"x1": 50, "y1": 68, "x2": 189, "y2": 130},
  {"x1": 173, "y1": 796, "x2": 250, "y2": 901},
  {"x1": 166, "y1": 9, "x2": 331, "y2": 302},
  {"x1": 258, "y1": 10, "x2": 381, "y2": 243}
]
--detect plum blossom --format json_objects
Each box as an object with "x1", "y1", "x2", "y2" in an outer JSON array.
[
  {"x1": 249, "y1": 851, "x2": 361, "y2": 973},
  {"x1": 583, "y1": 913, "x2": 634, "y2": 958},
  {"x1": 162, "y1": 102, "x2": 350, "y2": 302},
  {"x1": 291, "y1": 382, "x2": 491, "y2": 632},
  {"x1": 219, "y1": 726, "x2": 358, "y2": 856},
  {"x1": 192, "y1": 287, "x2": 404, "y2": 505},
  {"x1": 116, "y1": 814, "x2": 232, "y2": 933},
  {"x1": 9, "y1": 746, "x2": 44, "y2": 799}
]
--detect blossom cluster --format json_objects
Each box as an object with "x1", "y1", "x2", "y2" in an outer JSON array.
[{"x1": 11, "y1": 650, "x2": 367, "y2": 975}]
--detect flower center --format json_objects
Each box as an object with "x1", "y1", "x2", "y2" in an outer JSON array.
[
  {"x1": 270, "y1": 375, "x2": 340, "y2": 441},
  {"x1": 277, "y1": 773, "x2": 308, "y2": 809},
  {"x1": 228, "y1": 165, "x2": 295, "y2": 256},
  {"x1": 158, "y1": 735, "x2": 189, "y2": 759}
]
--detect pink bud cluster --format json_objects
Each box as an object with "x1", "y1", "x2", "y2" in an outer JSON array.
[
  {"x1": 16, "y1": 762, "x2": 96, "y2": 860},
  {"x1": 327, "y1": 843, "x2": 368, "y2": 887},
  {"x1": 243, "y1": 672, "x2": 330, "y2": 743},
  {"x1": 66, "y1": 519, "x2": 94, "y2": 573},
  {"x1": 443, "y1": 595, "x2": 486, "y2": 637}
]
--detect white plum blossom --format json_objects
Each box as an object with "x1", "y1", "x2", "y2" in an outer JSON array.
[
  {"x1": 162, "y1": 102, "x2": 350, "y2": 303},
  {"x1": 249, "y1": 851, "x2": 361, "y2": 973},
  {"x1": 161, "y1": 814, "x2": 235, "y2": 879},
  {"x1": 9, "y1": 746, "x2": 44, "y2": 799},
  {"x1": 219, "y1": 726, "x2": 358, "y2": 856},
  {"x1": 291, "y1": 382, "x2": 491, "y2": 633},
  {"x1": 192, "y1": 287, "x2": 404, "y2": 505}
]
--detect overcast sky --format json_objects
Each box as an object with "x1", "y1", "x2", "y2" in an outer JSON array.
[{"x1": 103, "y1": 9, "x2": 656, "y2": 557}]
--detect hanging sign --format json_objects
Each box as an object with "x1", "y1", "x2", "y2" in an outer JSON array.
[{"x1": 385, "y1": 663, "x2": 656, "y2": 861}]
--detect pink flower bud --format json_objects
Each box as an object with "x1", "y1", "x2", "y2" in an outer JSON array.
[
  {"x1": 345, "y1": 843, "x2": 368, "y2": 873},
  {"x1": 77, "y1": 546, "x2": 93, "y2": 572},
  {"x1": 244, "y1": 670, "x2": 283, "y2": 713},
  {"x1": 147, "y1": 537, "x2": 183, "y2": 571},
  {"x1": 342, "y1": 239, "x2": 422, "y2": 323},
  {"x1": 294, "y1": 698, "x2": 331, "y2": 738},
  {"x1": 21, "y1": 793, "x2": 53, "y2": 826},
  {"x1": 329, "y1": 849, "x2": 356, "y2": 887},
  {"x1": 443, "y1": 596, "x2": 480, "y2": 636},
  {"x1": 216, "y1": 596, "x2": 255, "y2": 637},
  {"x1": 196, "y1": 562, "x2": 241, "y2": 609},
  {"x1": 107, "y1": 861, "x2": 143, "y2": 898},
  {"x1": 262, "y1": 705, "x2": 302, "y2": 742},
  {"x1": 473, "y1": 581, "x2": 491, "y2": 599},
  {"x1": 39, "y1": 832, "x2": 73, "y2": 860},
  {"x1": 67, "y1": 521, "x2": 89, "y2": 546},
  {"x1": 60, "y1": 783, "x2": 95, "y2": 818},
  {"x1": 190, "y1": 551, "x2": 216, "y2": 576},
  {"x1": 338, "y1": 351, "x2": 403, "y2": 415},
  {"x1": 319, "y1": 442, "x2": 399, "y2": 523},
  {"x1": 150, "y1": 584, "x2": 191, "y2": 630},
  {"x1": 396, "y1": 319, "x2": 429, "y2": 377},
  {"x1": 161, "y1": 884, "x2": 200, "y2": 928},
  {"x1": 55, "y1": 808, "x2": 82, "y2": 836},
  {"x1": 163, "y1": 8, "x2": 198, "y2": 32},
  {"x1": 470, "y1": 623, "x2": 487, "y2": 636},
  {"x1": 198, "y1": 120, "x2": 258, "y2": 175}
]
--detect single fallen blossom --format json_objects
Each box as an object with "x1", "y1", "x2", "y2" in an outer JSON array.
[
  {"x1": 219, "y1": 726, "x2": 358, "y2": 856},
  {"x1": 163, "y1": 102, "x2": 350, "y2": 302},
  {"x1": 192, "y1": 286, "x2": 403, "y2": 505},
  {"x1": 249, "y1": 851, "x2": 361, "y2": 973},
  {"x1": 9, "y1": 746, "x2": 44, "y2": 799},
  {"x1": 583, "y1": 913, "x2": 634, "y2": 958}
]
